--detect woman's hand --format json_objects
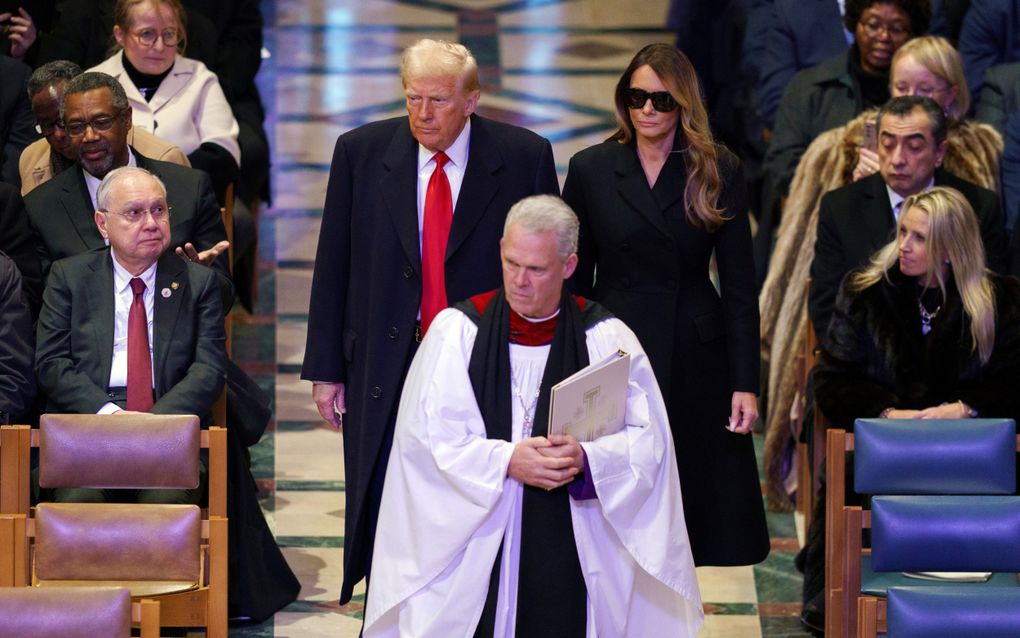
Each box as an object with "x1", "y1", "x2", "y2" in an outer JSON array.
[
  {"x1": 727, "y1": 391, "x2": 758, "y2": 435},
  {"x1": 851, "y1": 147, "x2": 880, "y2": 182},
  {"x1": 882, "y1": 408, "x2": 921, "y2": 419},
  {"x1": 915, "y1": 401, "x2": 969, "y2": 419}
]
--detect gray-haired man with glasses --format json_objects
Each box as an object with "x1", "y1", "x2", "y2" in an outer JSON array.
[
  {"x1": 35, "y1": 167, "x2": 227, "y2": 500},
  {"x1": 23, "y1": 71, "x2": 230, "y2": 289}
]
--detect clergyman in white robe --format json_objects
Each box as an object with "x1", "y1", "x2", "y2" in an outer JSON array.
[{"x1": 363, "y1": 305, "x2": 703, "y2": 637}]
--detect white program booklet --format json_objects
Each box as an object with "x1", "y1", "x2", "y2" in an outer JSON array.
[
  {"x1": 902, "y1": 571, "x2": 993, "y2": 583},
  {"x1": 548, "y1": 350, "x2": 630, "y2": 442}
]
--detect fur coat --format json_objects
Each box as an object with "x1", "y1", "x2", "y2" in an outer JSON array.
[
  {"x1": 759, "y1": 111, "x2": 1003, "y2": 510},
  {"x1": 815, "y1": 267, "x2": 1020, "y2": 429}
]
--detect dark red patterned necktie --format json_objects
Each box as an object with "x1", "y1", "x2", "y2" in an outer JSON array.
[
  {"x1": 421, "y1": 151, "x2": 452, "y2": 335},
  {"x1": 126, "y1": 277, "x2": 154, "y2": 411}
]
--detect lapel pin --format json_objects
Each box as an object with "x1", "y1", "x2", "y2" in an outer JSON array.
[
  {"x1": 161, "y1": 287, "x2": 172, "y2": 298},
  {"x1": 171, "y1": 281, "x2": 180, "y2": 290}
]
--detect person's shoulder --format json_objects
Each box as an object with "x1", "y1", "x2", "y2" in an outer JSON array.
[
  {"x1": 340, "y1": 116, "x2": 408, "y2": 144},
  {"x1": 173, "y1": 56, "x2": 206, "y2": 75},
  {"x1": 52, "y1": 248, "x2": 107, "y2": 276},
  {"x1": 0, "y1": 54, "x2": 30, "y2": 79},
  {"x1": 471, "y1": 114, "x2": 550, "y2": 149},
  {"x1": 569, "y1": 138, "x2": 626, "y2": 167},
  {"x1": 937, "y1": 169, "x2": 997, "y2": 204},
  {"x1": 25, "y1": 166, "x2": 77, "y2": 207},
  {"x1": 140, "y1": 155, "x2": 203, "y2": 184},
  {"x1": 86, "y1": 54, "x2": 122, "y2": 76},
  {"x1": 820, "y1": 172, "x2": 876, "y2": 210},
  {"x1": 788, "y1": 50, "x2": 848, "y2": 91},
  {"x1": 990, "y1": 272, "x2": 1020, "y2": 301}
]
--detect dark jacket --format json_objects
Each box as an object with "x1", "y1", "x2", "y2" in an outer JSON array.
[
  {"x1": 764, "y1": 49, "x2": 870, "y2": 198},
  {"x1": 808, "y1": 169, "x2": 1008, "y2": 340},
  {"x1": 756, "y1": 0, "x2": 848, "y2": 128},
  {"x1": 976, "y1": 61, "x2": 1020, "y2": 133},
  {"x1": 0, "y1": 252, "x2": 34, "y2": 423},
  {"x1": 562, "y1": 137, "x2": 769, "y2": 567},
  {"x1": 958, "y1": 0, "x2": 1020, "y2": 103},
  {"x1": 35, "y1": 249, "x2": 226, "y2": 423},
  {"x1": 0, "y1": 182, "x2": 41, "y2": 318},
  {"x1": 0, "y1": 56, "x2": 39, "y2": 188},
  {"x1": 301, "y1": 113, "x2": 559, "y2": 602},
  {"x1": 815, "y1": 266, "x2": 1020, "y2": 428}
]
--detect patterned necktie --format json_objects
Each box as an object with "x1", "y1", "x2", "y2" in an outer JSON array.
[
  {"x1": 126, "y1": 277, "x2": 154, "y2": 411},
  {"x1": 420, "y1": 151, "x2": 452, "y2": 335}
]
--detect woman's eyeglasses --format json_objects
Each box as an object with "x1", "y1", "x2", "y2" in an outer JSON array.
[
  {"x1": 623, "y1": 88, "x2": 679, "y2": 113},
  {"x1": 131, "y1": 28, "x2": 180, "y2": 48}
]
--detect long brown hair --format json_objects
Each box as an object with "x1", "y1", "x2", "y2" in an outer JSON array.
[{"x1": 610, "y1": 43, "x2": 727, "y2": 231}]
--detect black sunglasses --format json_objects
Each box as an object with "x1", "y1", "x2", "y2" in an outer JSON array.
[{"x1": 623, "y1": 88, "x2": 678, "y2": 112}]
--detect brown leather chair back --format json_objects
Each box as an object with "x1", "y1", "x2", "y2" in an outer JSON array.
[
  {"x1": 0, "y1": 586, "x2": 131, "y2": 638},
  {"x1": 38, "y1": 414, "x2": 200, "y2": 489},
  {"x1": 34, "y1": 503, "x2": 200, "y2": 584}
]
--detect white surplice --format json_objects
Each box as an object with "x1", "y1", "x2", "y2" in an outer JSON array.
[{"x1": 363, "y1": 307, "x2": 703, "y2": 637}]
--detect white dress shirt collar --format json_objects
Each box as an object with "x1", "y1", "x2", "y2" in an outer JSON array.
[
  {"x1": 417, "y1": 117, "x2": 471, "y2": 173},
  {"x1": 85, "y1": 149, "x2": 139, "y2": 214},
  {"x1": 886, "y1": 177, "x2": 935, "y2": 222}
]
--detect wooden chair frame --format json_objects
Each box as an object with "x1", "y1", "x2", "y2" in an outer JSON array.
[
  {"x1": 0, "y1": 423, "x2": 227, "y2": 637},
  {"x1": 828, "y1": 429, "x2": 1020, "y2": 638}
]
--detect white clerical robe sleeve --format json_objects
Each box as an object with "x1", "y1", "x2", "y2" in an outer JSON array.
[
  {"x1": 364, "y1": 308, "x2": 516, "y2": 635},
  {"x1": 570, "y1": 318, "x2": 703, "y2": 636}
]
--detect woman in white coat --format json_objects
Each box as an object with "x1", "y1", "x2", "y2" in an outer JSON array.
[{"x1": 89, "y1": 0, "x2": 240, "y2": 201}]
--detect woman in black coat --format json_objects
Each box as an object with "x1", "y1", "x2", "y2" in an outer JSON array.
[{"x1": 562, "y1": 43, "x2": 769, "y2": 566}]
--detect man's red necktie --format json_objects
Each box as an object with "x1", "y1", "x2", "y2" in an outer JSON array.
[
  {"x1": 127, "y1": 277, "x2": 154, "y2": 411},
  {"x1": 421, "y1": 151, "x2": 452, "y2": 335}
]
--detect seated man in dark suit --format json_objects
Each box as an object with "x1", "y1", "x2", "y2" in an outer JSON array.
[
  {"x1": 35, "y1": 166, "x2": 227, "y2": 503},
  {"x1": 809, "y1": 95, "x2": 1009, "y2": 340},
  {"x1": 23, "y1": 71, "x2": 229, "y2": 285},
  {"x1": 0, "y1": 250, "x2": 34, "y2": 425}
]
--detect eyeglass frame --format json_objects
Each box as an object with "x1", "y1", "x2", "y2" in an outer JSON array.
[
  {"x1": 63, "y1": 109, "x2": 126, "y2": 137},
  {"x1": 35, "y1": 120, "x2": 65, "y2": 136},
  {"x1": 858, "y1": 18, "x2": 910, "y2": 40},
  {"x1": 129, "y1": 27, "x2": 180, "y2": 48},
  {"x1": 623, "y1": 88, "x2": 679, "y2": 113},
  {"x1": 99, "y1": 204, "x2": 172, "y2": 225}
]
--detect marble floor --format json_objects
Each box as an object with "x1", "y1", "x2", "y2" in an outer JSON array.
[{"x1": 229, "y1": 1, "x2": 814, "y2": 636}]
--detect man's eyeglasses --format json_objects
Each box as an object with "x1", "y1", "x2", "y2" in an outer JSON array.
[
  {"x1": 131, "y1": 28, "x2": 180, "y2": 48},
  {"x1": 859, "y1": 19, "x2": 910, "y2": 40},
  {"x1": 64, "y1": 111, "x2": 123, "y2": 137},
  {"x1": 101, "y1": 204, "x2": 172, "y2": 224},
  {"x1": 623, "y1": 88, "x2": 679, "y2": 113},
  {"x1": 35, "y1": 120, "x2": 64, "y2": 136}
]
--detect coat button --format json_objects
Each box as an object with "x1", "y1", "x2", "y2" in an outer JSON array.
[
  {"x1": 388, "y1": 326, "x2": 399, "y2": 340},
  {"x1": 620, "y1": 242, "x2": 631, "y2": 252},
  {"x1": 403, "y1": 266, "x2": 414, "y2": 279},
  {"x1": 370, "y1": 386, "x2": 383, "y2": 399}
]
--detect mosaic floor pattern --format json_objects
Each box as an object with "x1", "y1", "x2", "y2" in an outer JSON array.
[{"x1": 227, "y1": 1, "x2": 814, "y2": 635}]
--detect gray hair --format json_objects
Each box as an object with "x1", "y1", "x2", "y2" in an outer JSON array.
[
  {"x1": 28, "y1": 60, "x2": 82, "y2": 100},
  {"x1": 400, "y1": 39, "x2": 480, "y2": 94},
  {"x1": 97, "y1": 167, "x2": 167, "y2": 211},
  {"x1": 60, "y1": 72, "x2": 129, "y2": 120},
  {"x1": 503, "y1": 195, "x2": 579, "y2": 260}
]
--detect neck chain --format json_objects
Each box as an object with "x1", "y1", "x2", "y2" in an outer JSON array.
[
  {"x1": 510, "y1": 370, "x2": 541, "y2": 438},
  {"x1": 917, "y1": 287, "x2": 943, "y2": 335}
]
